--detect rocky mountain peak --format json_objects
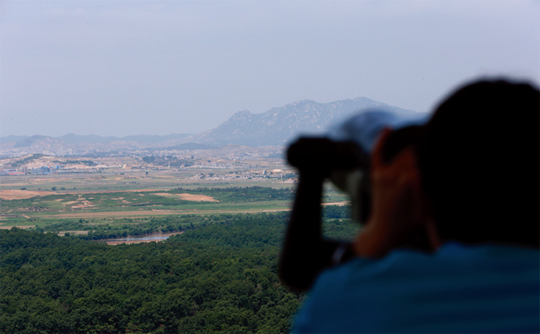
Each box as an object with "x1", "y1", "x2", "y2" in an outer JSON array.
[{"x1": 184, "y1": 97, "x2": 419, "y2": 147}]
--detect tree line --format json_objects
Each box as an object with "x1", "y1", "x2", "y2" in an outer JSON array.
[{"x1": 0, "y1": 211, "x2": 358, "y2": 333}]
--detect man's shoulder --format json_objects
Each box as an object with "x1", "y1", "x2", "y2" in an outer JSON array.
[
  {"x1": 293, "y1": 243, "x2": 539, "y2": 333},
  {"x1": 318, "y1": 242, "x2": 539, "y2": 281}
]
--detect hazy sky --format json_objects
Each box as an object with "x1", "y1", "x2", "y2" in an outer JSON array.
[{"x1": 1, "y1": 1, "x2": 539, "y2": 137}]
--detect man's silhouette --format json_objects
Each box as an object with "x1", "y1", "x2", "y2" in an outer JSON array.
[{"x1": 280, "y1": 79, "x2": 539, "y2": 333}]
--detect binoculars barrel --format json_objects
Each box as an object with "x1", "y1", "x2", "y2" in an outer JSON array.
[{"x1": 286, "y1": 137, "x2": 369, "y2": 174}]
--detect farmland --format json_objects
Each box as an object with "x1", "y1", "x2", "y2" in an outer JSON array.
[
  {"x1": 0, "y1": 167, "x2": 349, "y2": 240},
  {"x1": 0, "y1": 153, "x2": 356, "y2": 333}
]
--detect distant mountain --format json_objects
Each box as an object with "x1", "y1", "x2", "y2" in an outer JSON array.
[
  {"x1": 163, "y1": 143, "x2": 217, "y2": 151},
  {"x1": 0, "y1": 97, "x2": 420, "y2": 155},
  {"x1": 58, "y1": 133, "x2": 192, "y2": 145},
  {"x1": 0, "y1": 133, "x2": 193, "y2": 146},
  {"x1": 13, "y1": 135, "x2": 55, "y2": 148},
  {"x1": 184, "y1": 97, "x2": 419, "y2": 146},
  {"x1": 120, "y1": 134, "x2": 192, "y2": 144},
  {"x1": 0, "y1": 133, "x2": 196, "y2": 157},
  {"x1": 0, "y1": 135, "x2": 30, "y2": 144},
  {"x1": 59, "y1": 134, "x2": 119, "y2": 144}
]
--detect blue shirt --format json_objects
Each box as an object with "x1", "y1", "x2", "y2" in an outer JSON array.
[{"x1": 293, "y1": 242, "x2": 539, "y2": 333}]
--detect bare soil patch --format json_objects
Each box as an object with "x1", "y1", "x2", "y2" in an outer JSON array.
[
  {"x1": 72, "y1": 203, "x2": 95, "y2": 209},
  {"x1": 44, "y1": 210, "x2": 183, "y2": 219},
  {"x1": 0, "y1": 225, "x2": 36, "y2": 229},
  {"x1": 75, "y1": 189, "x2": 170, "y2": 194},
  {"x1": 71, "y1": 199, "x2": 95, "y2": 209},
  {"x1": 0, "y1": 190, "x2": 57, "y2": 200},
  {"x1": 111, "y1": 197, "x2": 131, "y2": 204},
  {"x1": 154, "y1": 193, "x2": 219, "y2": 202}
]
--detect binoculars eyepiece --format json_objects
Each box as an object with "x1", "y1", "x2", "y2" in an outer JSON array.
[{"x1": 286, "y1": 123, "x2": 423, "y2": 224}]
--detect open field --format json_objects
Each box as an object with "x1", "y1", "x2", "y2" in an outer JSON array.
[
  {"x1": 0, "y1": 224, "x2": 35, "y2": 229},
  {"x1": 0, "y1": 168, "x2": 349, "y2": 239},
  {"x1": 154, "y1": 192, "x2": 219, "y2": 202},
  {"x1": 0, "y1": 168, "x2": 297, "y2": 192},
  {"x1": 0, "y1": 189, "x2": 59, "y2": 200},
  {"x1": 34, "y1": 207, "x2": 292, "y2": 219}
]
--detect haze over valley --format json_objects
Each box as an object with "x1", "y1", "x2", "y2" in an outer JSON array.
[{"x1": 0, "y1": 96, "x2": 417, "y2": 158}]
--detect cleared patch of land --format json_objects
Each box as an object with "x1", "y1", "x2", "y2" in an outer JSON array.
[
  {"x1": 154, "y1": 193, "x2": 218, "y2": 202},
  {"x1": 0, "y1": 225, "x2": 36, "y2": 229},
  {"x1": 0, "y1": 188, "x2": 172, "y2": 201},
  {"x1": 0, "y1": 170, "x2": 349, "y2": 241},
  {"x1": 77, "y1": 189, "x2": 170, "y2": 194},
  {"x1": 0, "y1": 190, "x2": 58, "y2": 200},
  {"x1": 38, "y1": 210, "x2": 184, "y2": 219}
]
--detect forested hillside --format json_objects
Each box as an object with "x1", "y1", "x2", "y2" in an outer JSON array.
[{"x1": 0, "y1": 211, "x2": 358, "y2": 334}]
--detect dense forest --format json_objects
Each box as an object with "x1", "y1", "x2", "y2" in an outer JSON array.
[{"x1": 0, "y1": 211, "x2": 358, "y2": 334}]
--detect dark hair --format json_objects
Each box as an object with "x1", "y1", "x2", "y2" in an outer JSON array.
[{"x1": 415, "y1": 79, "x2": 539, "y2": 247}]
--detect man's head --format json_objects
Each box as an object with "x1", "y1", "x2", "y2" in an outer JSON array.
[{"x1": 415, "y1": 79, "x2": 539, "y2": 247}]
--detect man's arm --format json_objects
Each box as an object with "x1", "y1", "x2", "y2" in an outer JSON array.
[
  {"x1": 279, "y1": 138, "x2": 358, "y2": 292},
  {"x1": 279, "y1": 173, "x2": 342, "y2": 292}
]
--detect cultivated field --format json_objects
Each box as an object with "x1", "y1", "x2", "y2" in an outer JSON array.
[{"x1": 0, "y1": 168, "x2": 349, "y2": 239}]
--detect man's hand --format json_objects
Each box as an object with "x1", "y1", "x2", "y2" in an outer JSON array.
[{"x1": 353, "y1": 129, "x2": 431, "y2": 258}]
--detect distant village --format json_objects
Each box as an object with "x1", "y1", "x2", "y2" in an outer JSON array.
[
  {"x1": 1, "y1": 165, "x2": 60, "y2": 176},
  {"x1": 0, "y1": 165, "x2": 298, "y2": 184},
  {"x1": 0, "y1": 145, "x2": 298, "y2": 183}
]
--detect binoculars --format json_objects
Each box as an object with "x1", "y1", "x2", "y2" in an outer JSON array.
[{"x1": 286, "y1": 110, "x2": 427, "y2": 224}]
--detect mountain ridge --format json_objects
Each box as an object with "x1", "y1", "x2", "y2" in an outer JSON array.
[
  {"x1": 1, "y1": 96, "x2": 421, "y2": 155},
  {"x1": 2, "y1": 133, "x2": 193, "y2": 147},
  {"x1": 182, "y1": 97, "x2": 419, "y2": 146}
]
